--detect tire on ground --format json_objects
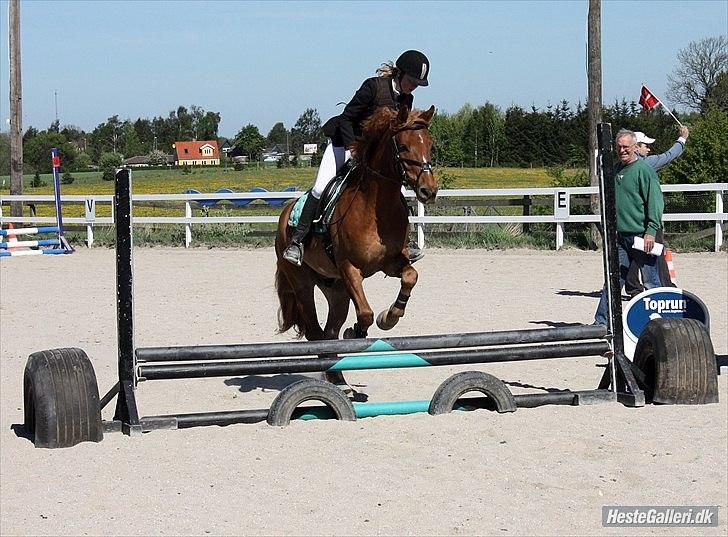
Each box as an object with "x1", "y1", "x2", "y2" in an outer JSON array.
[
  {"x1": 429, "y1": 371, "x2": 517, "y2": 415},
  {"x1": 633, "y1": 318, "x2": 718, "y2": 405},
  {"x1": 267, "y1": 378, "x2": 356, "y2": 426},
  {"x1": 24, "y1": 348, "x2": 103, "y2": 448}
]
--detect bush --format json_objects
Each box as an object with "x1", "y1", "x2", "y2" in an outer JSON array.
[
  {"x1": 438, "y1": 170, "x2": 457, "y2": 190},
  {"x1": 182, "y1": 164, "x2": 192, "y2": 175},
  {"x1": 30, "y1": 171, "x2": 46, "y2": 188},
  {"x1": 61, "y1": 171, "x2": 75, "y2": 184},
  {"x1": 99, "y1": 152, "x2": 123, "y2": 181}
]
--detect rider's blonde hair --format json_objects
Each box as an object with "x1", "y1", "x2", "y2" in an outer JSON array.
[{"x1": 376, "y1": 62, "x2": 400, "y2": 78}]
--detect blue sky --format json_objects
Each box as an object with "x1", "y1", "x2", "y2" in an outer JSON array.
[{"x1": 1, "y1": 0, "x2": 726, "y2": 138}]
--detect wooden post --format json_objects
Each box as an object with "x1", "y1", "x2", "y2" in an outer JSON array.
[
  {"x1": 522, "y1": 195, "x2": 531, "y2": 234},
  {"x1": 588, "y1": 0, "x2": 602, "y2": 249},
  {"x1": 9, "y1": 0, "x2": 23, "y2": 218}
]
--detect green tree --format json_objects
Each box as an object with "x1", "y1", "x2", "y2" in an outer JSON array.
[
  {"x1": 99, "y1": 152, "x2": 123, "y2": 181},
  {"x1": 75, "y1": 152, "x2": 92, "y2": 171},
  {"x1": 121, "y1": 121, "x2": 144, "y2": 158},
  {"x1": 23, "y1": 131, "x2": 76, "y2": 174},
  {"x1": 133, "y1": 118, "x2": 155, "y2": 153},
  {"x1": 88, "y1": 115, "x2": 123, "y2": 162},
  {"x1": 195, "y1": 109, "x2": 221, "y2": 140},
  {"x1": 290, "y1": 108, "x2": 322, "y2": 154},
  {"x1": 430, "y1": 110, "x2": 466, "y2": 167},
  {"x1": 232, "y1": 124, "x2": 266, "y2": 160},
  {"x1": 267, "y1": 122, "x2": 289, "y2": 147},
  {"x1": 704, "y1": 70, "x2": 728, "y2": 112},
  {"x1": 661, "y1": 108, "x2": 728, "y2": 185}
]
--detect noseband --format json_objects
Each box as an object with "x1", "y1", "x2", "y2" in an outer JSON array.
[{"x1": 391, "y1": 123, "x2": 434, "y2": 187}]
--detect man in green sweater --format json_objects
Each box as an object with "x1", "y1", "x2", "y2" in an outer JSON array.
[{"x1": 593, "y1": 129, "x2": 664, "y2": 325}]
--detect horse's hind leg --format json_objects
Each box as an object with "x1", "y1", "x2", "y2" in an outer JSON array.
[
  {"x1": 377, "y1": 264, "x2": 418, "y2": 330},
  {"x1": 279, "y1": 261, "x2": 326, "y2": 340},
  {"x1": 320, "y1": 279, "x2": 351, "y2": 340}
]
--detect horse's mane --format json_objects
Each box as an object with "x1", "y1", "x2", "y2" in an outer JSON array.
[{"x1": 353, "y1": 106, "x2": 424, "y2": 160}]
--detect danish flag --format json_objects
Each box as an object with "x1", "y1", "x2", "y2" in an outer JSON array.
[{"x1": 639, "y1": 85, "x2": 660, "y2": 113}]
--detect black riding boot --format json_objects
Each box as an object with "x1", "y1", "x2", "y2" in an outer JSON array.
[
  {"x1": 283, "y1": 194, "x2": 319, "y2": 266},
  {"x1": 400, "y1": 194, "x2": 424, "y2": 263}
]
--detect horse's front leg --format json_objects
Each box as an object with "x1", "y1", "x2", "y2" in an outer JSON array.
[
  {"x1": 377, "y1": 264, "x2": 418, "y2": 330},
  {"x1": 338, "y1": 260, "x2": 374, "y2": 338}
]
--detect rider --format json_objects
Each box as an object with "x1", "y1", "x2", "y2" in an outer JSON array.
[{"x1": 282, "y1": 50, "x2": 431, "y2": 266}]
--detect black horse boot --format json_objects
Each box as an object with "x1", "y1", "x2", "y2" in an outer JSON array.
[{"x1": 283, "y1": 194, "x2": 319, "y2": 266}]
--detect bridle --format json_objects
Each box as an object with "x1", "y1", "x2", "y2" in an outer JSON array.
[{"x1": 391, "y1": 122, "x2": 434, "y2": 187}]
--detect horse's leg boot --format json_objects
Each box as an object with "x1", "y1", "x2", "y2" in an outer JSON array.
[{"x1": 283, "y1": 194, "x2": 319, "y2": 266}]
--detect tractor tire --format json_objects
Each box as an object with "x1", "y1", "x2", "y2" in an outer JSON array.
[
  {"x1": 24, "y1": 348, "x2": 103, "y2": 448},
  {"x1": 267, "y1": 378, "x2": 356, "y2": 426},
  {"x1": 633, "y1": 318, "x2": 718, "y2": 404},
  {"x1": 429, "y1": 371, "x2": 517, "y2": 415}
]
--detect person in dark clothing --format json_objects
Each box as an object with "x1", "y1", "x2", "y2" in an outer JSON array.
[{"x1": 282, "y1": 50, "x2": 430, "y2": 266}]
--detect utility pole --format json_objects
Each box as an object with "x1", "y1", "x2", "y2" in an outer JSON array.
[
  {"x1": 9, "y1": 0, "x2": 23, "y2": 217},
  {"x1": 587, "y1": 0, "x2": 603, "y2": 248}
]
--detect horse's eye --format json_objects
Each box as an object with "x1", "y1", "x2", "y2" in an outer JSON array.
[{"x1": 397, "y1": 144, "x2": 408, "y2": 153}]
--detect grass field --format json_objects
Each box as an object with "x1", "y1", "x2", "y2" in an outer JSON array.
[
  {"x1": 4, "y1": 165, "x2": 717, "y2": 251},
  {"x1": 0, "y1": 165, "x2": 565, "y2": 196}
]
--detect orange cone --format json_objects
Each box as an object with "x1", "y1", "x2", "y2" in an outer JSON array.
[
  {"x1": 665, "y1": 248, "x2": 677, "y2": 285},
  {"x1": 6, "y1": 223, "x2": 19, "y2": 251}
]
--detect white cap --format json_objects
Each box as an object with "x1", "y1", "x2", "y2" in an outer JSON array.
[{"x1": 634, "y1": 131, "x2": 655, "y2": 144}]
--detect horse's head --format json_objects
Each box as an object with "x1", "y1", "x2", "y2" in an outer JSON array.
[{"x1": 390, "y1": 105, "x2": 438, "y2": 204}]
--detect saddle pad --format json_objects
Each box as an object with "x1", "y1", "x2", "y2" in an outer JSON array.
[{"x1": 288, "y1": 166, "x2": 353, "y2": 234}]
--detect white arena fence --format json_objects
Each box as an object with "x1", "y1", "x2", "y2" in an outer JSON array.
[{"x1": 1, "y1": 183, "x2": 725, "y2": 252}]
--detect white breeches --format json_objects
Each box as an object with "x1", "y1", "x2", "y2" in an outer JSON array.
[{"x1": 311, "y1": 142, "x2": 350, "y2": 199}]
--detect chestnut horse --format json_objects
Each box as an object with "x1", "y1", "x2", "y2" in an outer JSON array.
[{"x1": 275, "y1": 104, "x2": 437, "y2": 357}]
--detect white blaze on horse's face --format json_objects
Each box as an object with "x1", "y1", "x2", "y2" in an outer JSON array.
[{"x1": 396, "y1": 120, "x2": 437, "y2": 203}]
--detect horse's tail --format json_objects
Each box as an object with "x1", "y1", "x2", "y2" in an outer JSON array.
[{"x1": 275, "y1": 264, "x2": 304, "y2": 338}]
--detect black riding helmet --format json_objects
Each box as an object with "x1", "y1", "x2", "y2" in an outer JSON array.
[{"x1": 396, "y1": 50, "x2": 430, "y2": 87}]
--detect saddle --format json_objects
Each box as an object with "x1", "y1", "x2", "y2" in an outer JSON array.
[{"x1": 288, "y1": 160, "x2": 357, "y2": 234}]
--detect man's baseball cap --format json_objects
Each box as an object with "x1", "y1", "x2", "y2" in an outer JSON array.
[{"x1": 634, "y1": 132, "x2": 655, "y2": 144}]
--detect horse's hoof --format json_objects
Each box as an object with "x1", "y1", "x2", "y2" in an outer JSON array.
[
  {"x1": 343, "y1": 325, "x2": 367, "y2": 339},
  {"x1": 376, "y1": 310, "x2": 399, "y2": 331},
  {"x1": 325, "y1": 371, "x2": 354, "y2": 395}
]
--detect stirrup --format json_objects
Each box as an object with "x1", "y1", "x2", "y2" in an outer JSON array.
[
  {"x1": 407, "y1": 241, "x2": 424, "y2": 263},
  {"x1": 283, "y1": 242, "x2": 303, "y2": 266}
]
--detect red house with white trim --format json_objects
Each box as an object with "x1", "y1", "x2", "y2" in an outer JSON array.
[{"x1": 173, "y1": 140, "x2": 220, "y2": 166}]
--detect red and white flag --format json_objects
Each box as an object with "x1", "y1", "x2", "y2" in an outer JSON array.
[{"x1": 639, "y1": 85, "x2": 660, "y2": 113}]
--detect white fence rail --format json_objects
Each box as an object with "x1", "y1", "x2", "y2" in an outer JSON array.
[{"x1": 1, "y1": 183, "x2": 725, "y2": 252}]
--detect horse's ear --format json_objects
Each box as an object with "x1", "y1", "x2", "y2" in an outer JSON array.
[
  {"x1": 392, "y1": 104, "x2": 410, "y2": 129},
  {"x1": 421, "y1": 105, "x2": 436, "y2": 124}
]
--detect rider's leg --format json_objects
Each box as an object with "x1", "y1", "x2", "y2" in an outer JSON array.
[
  {"x1": 401, "y1": 187, "x2": 424, "y2": 263},
  {"x1": 283, "y1": 143, "x2": 349, "y2": 266}
]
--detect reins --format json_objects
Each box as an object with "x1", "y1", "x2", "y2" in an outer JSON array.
[{"x1": 331, "y1": 117, "x2": 433, "y2": 226}]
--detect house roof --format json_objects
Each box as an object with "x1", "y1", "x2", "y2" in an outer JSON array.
[
  {"x1": 173, "y1": 140, "x2": 220, "y2": 160},
  {"x1": 123, "y1": 155, "x2": 150, "y2": 165}
]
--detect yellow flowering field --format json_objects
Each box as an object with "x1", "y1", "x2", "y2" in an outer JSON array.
[{"x1": 1, "y1": 166, "x2": 567, "y2": 219}]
